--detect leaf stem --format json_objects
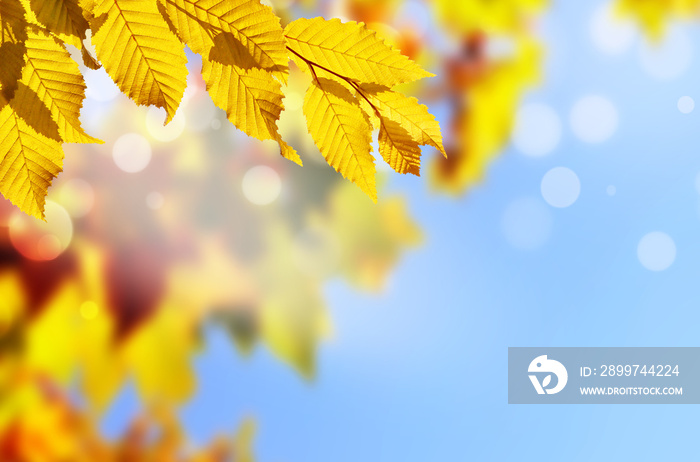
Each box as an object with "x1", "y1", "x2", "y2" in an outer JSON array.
[{"x1": 285, "y1": 45, "x2": 382, "y2": 118}]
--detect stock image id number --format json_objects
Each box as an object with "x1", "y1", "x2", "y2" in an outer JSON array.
[{"x1": 580, "y1": 365, "x2": 680, "y2": 377}]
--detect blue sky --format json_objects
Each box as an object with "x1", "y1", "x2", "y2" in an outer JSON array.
[{"x1": 102, "y1": 1, "x2": 700, "y2": 460}]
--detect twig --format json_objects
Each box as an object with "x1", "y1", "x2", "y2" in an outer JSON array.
[{"x1": 285, "y1": 45, "x2": 382, "y2": 118}]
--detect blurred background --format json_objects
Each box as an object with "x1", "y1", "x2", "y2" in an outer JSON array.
[{"x1": 2, "y1": 0, "x2": 700, "y2": 460}]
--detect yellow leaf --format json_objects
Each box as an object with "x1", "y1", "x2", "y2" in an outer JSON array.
[
  {"x1": 25, "y1": 282, "x2": 84, "y2": 384},
  {"x1": 378, "y1": 119, "x2": 421, "y2": 175},
  {"x1": 163, "y1": 0, "x2": 288, "y2": 81},
  {"x1": 0, "y1": 0, "x2": 27, "y2": 44},
  {"x1": 0, "y1": 271, "x2": 25, "y2": 335},
  {"x1": 13, "y1": 29, "x2": 100, "y2": 144},
  {"x1": 616, "y1": 0, "x2": 700, "y2": 39},
  {"x1": 91, "y1": 0, "x2": 187, "y2": 122},
  {"x1": 303, "y1": 77, "x2": 376, "y2": 201},
  {"x1": 23, "y1": 0, "x2": 89, "y2": 48},
  {"x1": 258, "y1": 225, "x2": 332, "y2": 377},
  {"x1": 78, "y1": 0, "x2": 96, "y2": 22},
  {"x1": 122, "y1": 306, "x2": 197, "y2": 403},
  {"x1": 434, "y1": 0, "x2": 547, "y2": 34},
  {"x1": 232, "y1": 418, "x2": 256, "y2": 462},
  {"x1": 285, "y1": 17, "x2": 433, "y2": 87},
  {"x1": 80, "y1": 42, "x2": 101, "y2": 69},
  {"x1": 431, "y1": 38, "x2": 541, "y2": 194},
  {"x1": 0, "y1": 103, "x2": 63, "y2": 220},
  {"x1": 71, "y1": 242, "x2": 125, "y2": 410},
  {"x1": 322, "y1": 182, "x2": 423, "y2": 290},
  {"x1": 203, "y1": 60, "x2": 301, "y2": 165},
  {"x1": 0, "y1": 0, "x2": 28, "y2": 102},
  {"x1": 362, "y1": 85, "x2": 446, "y2": 156},
  {"x1": 163, "y1": 0, "x2": 295, "y2": 163}
]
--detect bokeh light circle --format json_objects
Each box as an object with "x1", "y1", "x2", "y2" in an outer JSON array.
[
  {"x1": 590, "y1": 4, "x2": 636, "y2": 55},
  {"x1": 501, "y1": 197, "x2": 553, "y2": 251},
  {"x1": 8, "y1": 201, "x2": 73, "y2": 261},
  {"x1": 84, "y1": 68, "x2": 121, "y2": 102},
  {"x1": 112, "y1": 133, "x2": 152, "y2": 173},
  {"x1": 637, "y1": 232, "x2": 676, "y2": 271},
  {"x1": 512, "y1": 103, "x2": 562, "y2": 157},
  {"x1": 284, "y1": 91, "x2": 304, "y2": 111},
  {"x1": 570, "y1": 95, "x2": 618, "y2": 144},
  {"x1": 639, "y1": 27, "x2": 692, "y2": 81},
  {"x1": 146, "y1": 107, "x2": 186, "y2": 142},
  {"x1": 242, "y1": 166, "x2": 282, "y2": 205},
  {"x1": 678, "y1": 96, "x2": 695, "y2": 114},
  {"x1": 146, "y1": 191, "x2": 165, "y2": 210},
  {"x1": 293, "y1": 227, "x2": 340, "y2": 276},
  {"x1": 184, "y1": 97, "x2": 217, "y2": 132},
  {"x1": 180, "y1": 82, "x2": 199, "y2": 107},
  {"x1": 57, "y1": 178, "x2": 95, "y2": 218},
  {"x1": 80, "y1": 301, "x2": 99, "y2": 320},
  {"x1": 541, "y1": 167, "x2": 581, "y2": 208}
]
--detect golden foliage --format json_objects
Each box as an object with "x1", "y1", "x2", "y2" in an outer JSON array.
[
  {"x1": 0, "y1": 33, "x2": 427, "y2": 454},
  {"x1": 433, "y1": 38, "x2": 541, "y2": 193},
  {"x1": 0, "y1": 0, "x2": 442, "y2": 219},
  {"x1": 22, "y1": 0, "x2": 89, "y2": 48},
  {"x1": 616, "y1": 0, "x2": 700, "y2": 38},
  {"x1": 285, "y1": 17, "x2": 432, "y2": 86},
  {"x1": 18, "y1": 29, "x2": 98, "y2": 144},
  {"x1": 0, "y1": 2, "x2": 28, "y2": 103},
  {"x1": 287, "y1": 17, "x2": 443, "y2": 199},
  {"x1": 163, "y1": 0, "x2": 288, "y2": 80},
  {"x1": 303, "y1": 78, "x2": 375, "y2": 199},
  {"x1": 429, "y1": 1, "x2": 545, "y2": 194},
  {"x1": 378, "y1": 119, "x2": 422, "y2": 176},
  {"x1": 163, "y1": 0, "x2": 300, "y2": 164},
  {"x1": 365, "y1": 87, "x2": 445, "y2": 157},
  {"x1": 0, "y1": 369, "x2": 255, "y2": 462},
  {"x1": 360, "y1": 85, "x2": 445, "y2": 176},
  {"x1": 321, "y1": 180, "x2": 423, "y2": 290},
  {"x1": 91, "y1": 0, "x2": 188, "y2": 122},
  {"x1": 434, "y1": 0, "x2": 547, "y2": 34},
  {"x1": 0, "y1": 104, "x2": 64, "y2": 219}
]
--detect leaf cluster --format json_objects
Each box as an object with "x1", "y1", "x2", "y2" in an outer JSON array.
[{"x1": 0, "y1": 0, "x2": 444, "y2": 219}]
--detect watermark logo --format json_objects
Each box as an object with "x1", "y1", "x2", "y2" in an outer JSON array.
[
  {"x1": 528, "y1": 355, "x2": 568, "y2": 395},
  {"x1": 510, "y1": 348, "x2": 700, "y2": 404}
]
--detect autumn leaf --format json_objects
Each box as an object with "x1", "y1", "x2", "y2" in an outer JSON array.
[
  {"x1": 0, "y1": 104, "x2": 64, "y2": 220},
  {"x1": 22, "y1": 0, "x2": 89, "y2": 48},
  {"x1": 322, "y1": 180, "x2": 423, "y2": 291},
  {"x1": 361, "y1": 85, "x2": 445, "y2": 157},
  {"x1": 378, "y1": 119, "x2": 422, "y2": 176},
  {"x1": 162, "y1": 0, "x2": 300, "y2": 164},
  {"x1": 14, "y1": 29, "x2": 100, "y2": 144},
  {"x1": 304, "y1": 78, "x2": 376, "y2": 200},
  {"x1": 202, "y1": 60, "x2": 301, "y2": 165},
  {"x1": 356, "y1": 84, "x2": 445, "y2": 176},
  {"x1": 0, "y1": 0, "x2": 28, "y2": 103},
  {"x1": 257, "y1": 225, "x2": 332, "y2": 377},
  {"x1": 0, "y1": 23, "x2": 97, "y2": 218},
  {"x1": 434, "y1": 0, "x2": 546, "y2": 33},
  {"x1": 429, "y1": 0, "x2": 543, "y2": 194},
  {"x1": 289, "y1": 17, "x2": 443, "y2": 198},
  {"x1": 163, "y1": 0, "x2": 288, "y2": 80},
  {"x1": 90, "y1": 0, "x2": 188, "y2": 123},
  {"x1": 80, "y1": 44, "x2": 101, "y2": 70},
  {"x1": 0, "y1": 0, "x2": 443, "y2": 216},
  {"x1": 616, "y1": 0, "x2": 700, "y2": 38},
  {"x1": 285, "y1": 17, "x2": 432, "y2": 87}
]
